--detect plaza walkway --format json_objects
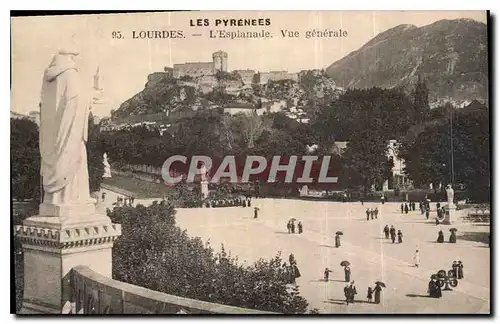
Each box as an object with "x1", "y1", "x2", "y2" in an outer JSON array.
[
  {"x1": 174, "y1": 199, "x2": 490, "y2": 314},
  {"x1": 94, "y1": 188, "x2": 490, "y2": 314}
]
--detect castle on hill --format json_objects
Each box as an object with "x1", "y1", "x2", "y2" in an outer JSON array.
[{"x1": 171, "y1": 51, "x2": 298, "y2": 85}]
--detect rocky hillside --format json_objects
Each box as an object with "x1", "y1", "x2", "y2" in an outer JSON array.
[{"x1": 326, "y1": 19, "x2": 488, "y2": 105}]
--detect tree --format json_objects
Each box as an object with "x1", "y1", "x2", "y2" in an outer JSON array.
[
  {"x1": 87, "y1": 114, "x2": 105, "y2": 193},
  {"x1": 11, "y1": 118, "x2": 40, "y2": 201},
  {"x1": 399, "y1": 102, "x2": 490, "y2": 202},
  {"x1": 340, "y1": 132, "x2": 394, "y2": 192},
  {"x1": 109, "y1": 202, "x2": 309, "y2": 313}
]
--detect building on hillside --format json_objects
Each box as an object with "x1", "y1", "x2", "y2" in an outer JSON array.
[
  {"x1": 173, "y1": 62, "x2": 215, "y2": 78},
  {"x1": 173, "y1": 50, "x2": 228, "y2": 79},
  {"x1": 268, "y1": 100, "x2": 287, "y2": 113},
  {"x1": 234, "y1": 69, "x2": 255, "y2": 85},
  {"x1": 223, "y1": 103, "x2": 265, "y2": 116},
  {"x1": 213, "y1": 51, "x2": 228, "y2": 72},
  {"x1": 260, "y1": 71, "x2": 299, "y2": 84}
]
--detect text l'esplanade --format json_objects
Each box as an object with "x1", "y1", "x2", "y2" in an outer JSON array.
[{"x1": 189, "y1": 18, "x2": 271, "y2": 27}]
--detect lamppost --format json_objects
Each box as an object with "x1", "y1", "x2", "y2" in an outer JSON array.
[{"x1": 449, "y1": 107, "x2": 455, "y2": 186}]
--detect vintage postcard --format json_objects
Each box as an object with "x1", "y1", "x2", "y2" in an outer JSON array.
[{"x1": 11, "y1": 10, "x2": 490, "y2": 315}]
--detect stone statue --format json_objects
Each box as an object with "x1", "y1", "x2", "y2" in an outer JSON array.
[
  {"x1": 446, "y1": 184, "x2": 454, "y2": 205},
  {"x1": 200, "y1": 163, "x2": 209, "y2": 199},
  {"x1": 39, "y1": 48, "x2": 91, "y2": 206},
  {"x1": 103, "y1": 152, "x2": 112, "y2": 178}
]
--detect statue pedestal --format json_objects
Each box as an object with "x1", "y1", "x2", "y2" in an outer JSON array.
[
  {"x1": 442, "y1": 203, "x2": 456, "y2": 225},
  {"x1": 15, "y1": 203, "x2": 121, "y2": 314}
]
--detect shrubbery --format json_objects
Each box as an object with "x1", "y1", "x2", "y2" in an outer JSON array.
[{"x1": 109, "y1": 202, "x2": 309, "y2": 313}]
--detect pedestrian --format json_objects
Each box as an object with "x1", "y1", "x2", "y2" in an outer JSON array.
[
  {"x1": 344, "y1": 285, "x2": 351, "y2": 305},
  {"x1": 383, "y1": 225, "x2": 390, "y2": 239},
  {"x1": 298, "y1": 221, "x2": 303, "y2": 234},
  {"x1": 289, "y1": 253, "x2": 295, "y2": 265},
  {"x1": 287, "y1": 221, "x2": 291, "y2": 234},
  {"x1": 457, "y1": 261, "x2": 464, "y2": 279},
  {"x1": 390, "y1": 226, "x2": 396, "y2": 243},
  {"x1": 428, "y1": 278, "x2": 441, "y2": 298},
  {"x1": 404, "y1": 203, "x2": 409, "y2": 214},
  {"x1": 374, "y1": 208, "x2": 379, "y2": 219},
  {"x1": 370, "y1": 209, "x2": 374, "y2": 220},
  {"x1": 366, "y1": 208, "x2": 370, "y2": 221},
  {"x1": 349, "y1": 281, "x2": 357, "y2": 304},
  {"x1": 413, "y1": 249, "x2": 420, "y2": 267},
  {"x1": 247, "y1": 199, "x2": 251, "y2": 207},
  {"x1": 361, "y1": 198, "x2": 364, "y2": 205},
  {"x1": 425, "y1": 208, "x2": 430, "y2": 220},
  {"x1": 367, "y1": 286, "x2": 373, "y2": 302},
  {"x1": 335, "y1": 233, "x2": 341, "y2": 248},
  {"x1": 437, "y1": 230, "x2": 444, "y2": 243},
  {"x1": 101, "y1": 192, "x2": 106, "y2": 201},
  {"x1": 344, "y1": 265, "x2": 351, "y2": 282},
  {"x1": 452, "y1": 261, "x2": 458, "y2": 278},
  {"x1": 449, "y1": 230, "x2": 457, "y2": 243},
  {"x1": 373, "y1": 283, "x2": 382, "y2": 304},
  {"x1": 324, "y1": 268, "x2": 332, "y2": 281},
  {"x1": 397, "y1": 230, "x2": 403, "y2": 243},
  {"x1": 254, "y1": 207, "x2": 258, "y2": 219},
  {"x1": 401, "y1": 203, "x2": 404, "y2": 214},
  {"x1": 412, "y1": 201, "x2": 415, "y2": 211}
]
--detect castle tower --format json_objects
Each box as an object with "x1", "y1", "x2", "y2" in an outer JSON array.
[
  {"x1": 212, "y1": 51, "x2": 228, "y2": 72},
  {"x1": 93, "y1": 66, "x2": 102, "y2": 90},
  {"x1": 92, "y1": 66, "x2": 106, "y2": 106}
]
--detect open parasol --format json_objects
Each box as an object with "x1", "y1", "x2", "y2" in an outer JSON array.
[
  {"x1": 289, "y1": 218, "x2": 297, "y2": 222},
  {"x1": 254, "y1": 207, "x2": 260, "y2": 211},
  {"x1": 449, "y1": 228, "x2": 458, "y2": 232},
  {"x1": 375, "y1": 281, "x2": 386, "y2": 288},
  {"x1": 340, "y1": 260, "x2": 350, "y2": 267},
  {"x1": 336, "y1": 231, "x2": 344, "y2": 235}
]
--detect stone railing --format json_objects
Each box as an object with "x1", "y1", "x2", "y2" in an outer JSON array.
[{"x1": 70, "y1": 265, "x2": 276, "y2": 314}]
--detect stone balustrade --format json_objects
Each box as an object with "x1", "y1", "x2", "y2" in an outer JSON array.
[{"x1": 70, "y1": 265, "x2": 276, "y2": 314}]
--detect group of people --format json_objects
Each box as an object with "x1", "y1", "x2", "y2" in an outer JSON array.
[
  {"x1": 383, "y1": 225, "x2": 404, "y2": 243},
  {"x1": 343, "y1": 280, "x2": 384, "y2": 305},
  {"x1": 451, "y1": 261, "x2": 465, "y2": 279},
  {"x1": 366, "y1": 208, "x2": 379, "y2": 220},
  {"x1": 204, "y1": 198, "x2": 252, "y2": 208},
  {"x1": 437, "y1": 230, "x2": 457, "y2": 243},
  {"x1": 287, "y1": 220, "x2": 303, "y2": 234},
  {"x1": 113, "y1": 195, "x2": 135, "y2": 207},
  {"x1": 401, "y1": 201, "x2": 416, "y2": 214}
]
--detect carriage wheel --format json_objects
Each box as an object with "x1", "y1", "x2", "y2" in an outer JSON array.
[
  {"x1": 437, "y1": 270, "x2": 447, "y2": 278},
  {"x1": 449, "y1": 278, "x2": 458, "y2": 288}
]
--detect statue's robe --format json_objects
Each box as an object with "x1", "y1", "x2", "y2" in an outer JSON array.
[{"x1": 40, "y1": 54, "x2": 90, "y2": 205}]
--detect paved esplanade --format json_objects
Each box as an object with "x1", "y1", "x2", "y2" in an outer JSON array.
[{"x1": 175, "y1": 199, "x2": 490, "y2": 314}]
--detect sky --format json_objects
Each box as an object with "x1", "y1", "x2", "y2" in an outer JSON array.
[{"x1": 11, "y1": 11, "x2": 487, "y2": 117}]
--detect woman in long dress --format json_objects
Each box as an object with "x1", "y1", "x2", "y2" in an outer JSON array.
[
  {"x1": 457, "y1": 261, "x2": 464, "y2": 279},
  {"x1": 437, "y1": 230, "x2": 444, "y2": 243},
  {"x1": 373, "y1": 284, "x2": 382, "y2": 304},
  {"x1": 344, "y1": 266, "x2": 351, "y2": 282},
  {"x1": 335, "y1": 234, "x2": 341, "y2": 248}
]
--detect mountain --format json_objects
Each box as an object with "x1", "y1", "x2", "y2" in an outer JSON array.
[{"x1": 326, "y1": 19, "x2": 488, "y2": 106}]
